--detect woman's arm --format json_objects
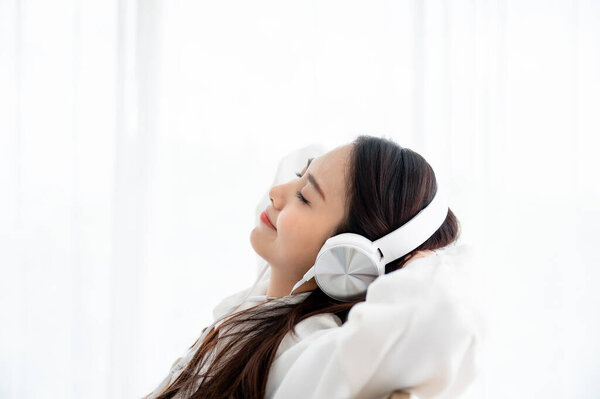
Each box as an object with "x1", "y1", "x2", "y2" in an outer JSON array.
[{"x1": 266, "y1": 255, "x2": 482, "y2": 399}]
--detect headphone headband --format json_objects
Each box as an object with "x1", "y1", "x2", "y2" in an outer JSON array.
[{"x1": 373, "y1": 184, "x2": 448, "y2": 264}]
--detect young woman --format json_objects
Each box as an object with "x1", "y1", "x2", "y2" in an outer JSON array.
[{"x1": 143, "y1": 135, "x2": 482, "y2": 399}]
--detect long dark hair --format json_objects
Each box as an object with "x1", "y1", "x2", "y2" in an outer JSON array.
[{"x1": 150, "y1": 135, "x2": 460, "y2": 399}]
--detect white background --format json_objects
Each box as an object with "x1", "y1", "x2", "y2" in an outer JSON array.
[{"x1": 1, "y1": 0, "x2": 599, "y2": 398}]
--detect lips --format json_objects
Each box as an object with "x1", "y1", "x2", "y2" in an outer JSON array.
[{"x1": 260, "y1": 210, "x2": 277, "y2": 231}]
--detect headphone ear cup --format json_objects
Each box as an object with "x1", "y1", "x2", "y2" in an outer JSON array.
[{"x1": 313, "y1": 233, "x2": 383, "y2": 302}]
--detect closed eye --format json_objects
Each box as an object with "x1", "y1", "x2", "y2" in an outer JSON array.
[
  {"x1": 296, "y1": 191, "x2": 309, "y2": 204},
  {"x1": 295, "y1": 172, "x2": 310, "y2": 205}
]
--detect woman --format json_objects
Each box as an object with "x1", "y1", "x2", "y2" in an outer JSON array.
[{"x1": 144, "y1": 135, "x2": 482, "y2": 399}]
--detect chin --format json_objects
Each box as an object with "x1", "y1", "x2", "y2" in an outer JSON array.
[{"x1": 249, "y1": 227, "x2": 268, "y2": 259}]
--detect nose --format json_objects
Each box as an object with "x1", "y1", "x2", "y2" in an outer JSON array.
[
  {"x1": 268, "y1": 180, "x2": 292, "y2": 210},
  {"x1": 268, "y1": 185, "x2": 281, "y2": 209}
]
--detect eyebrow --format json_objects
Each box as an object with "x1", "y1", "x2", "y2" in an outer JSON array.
[{"x1": 303, "y1": 157, "x2": 326, "y2": 201}]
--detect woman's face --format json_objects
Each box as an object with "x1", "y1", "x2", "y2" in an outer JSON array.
[{"x1": 249, "y1": 143, "x2": 353, "y2": 285}]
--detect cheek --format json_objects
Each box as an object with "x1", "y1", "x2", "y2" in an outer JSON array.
[
  {"x1": 277, "y1": 211, "x2": 325, "y2": 254},
  {"x1": 277, "y1": 211, "x2": 305, "y2": 241}
]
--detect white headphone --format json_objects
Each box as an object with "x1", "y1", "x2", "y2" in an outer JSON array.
[
  {"x1": 249, "y1": 182, "x2": 448, "y2": 302},
  {"x1": 195, "y1": 183, "x2": 448, "y2": 344}
]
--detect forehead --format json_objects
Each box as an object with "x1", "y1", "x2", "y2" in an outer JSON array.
[{"x1": 307, "y1": 144, "x2": 351, "y2": 202}]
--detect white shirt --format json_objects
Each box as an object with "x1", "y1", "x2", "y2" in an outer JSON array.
[
  {"x1": 146, "y1": 247, "x2": 484, "y2": 399},
  {"x1": 266, "y1": 249, "x2": 482, "y2": 399}
]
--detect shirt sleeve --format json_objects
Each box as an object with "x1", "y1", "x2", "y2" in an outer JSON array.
[{"x1": 267, "y1": 255, "x2": 483, "y2": 399}]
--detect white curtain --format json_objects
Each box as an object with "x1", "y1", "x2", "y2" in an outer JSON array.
[{"x1": 1, "y1": 1, "x2": 598, "y2": 398}]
